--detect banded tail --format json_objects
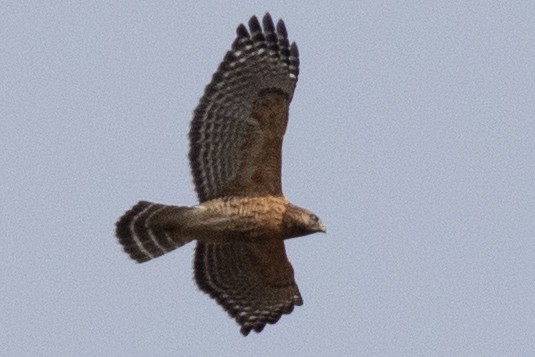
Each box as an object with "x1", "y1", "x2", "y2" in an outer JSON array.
[{"x1": 115, "y1": 201, "x2": 195, "y2": 263}]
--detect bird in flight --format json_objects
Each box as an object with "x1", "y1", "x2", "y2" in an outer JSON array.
[{"x1": 115, "y1": 13, "x2": 325, "y2": 336}]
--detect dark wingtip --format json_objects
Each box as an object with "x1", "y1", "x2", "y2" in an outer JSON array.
[
  {"x1": 276, "y1": 19, "x2": 288, "y2": 38},
  {"x1": 240, "y1": 326, "x2": 252, "y2": 336},
  {"x1": 262, "y1": 13, "x2": 275, "y2": 32},
  {"x1": 290, "y1": 42, "x2": 299, "y2": 57},
  {"x1": 236, "y1": 23, "x2": 249, "y2": 38},
  {"x1": 248, "y1": 15, "x2": 261, "y2": 34},
  {"x1": 253, "y1": 324, "x2": 266, "y2": 333}
]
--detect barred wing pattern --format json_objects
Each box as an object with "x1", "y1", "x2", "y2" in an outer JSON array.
[
  {"x1": 117, "y1": 14, "x2": 309, "y2": 336},
  {"x1": 189, "y1": 14, "x2": 304, "y2": 335},
  {"x1": 194, "y1": 240, "x2": 303, "y2": 336},
  {"x1": 189, "y1": 13, "x2": 299, "y2": 202}
]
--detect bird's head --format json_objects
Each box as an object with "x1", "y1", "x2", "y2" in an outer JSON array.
[{"x1": 283, "y1": 204, "x2": 326, "y2": 239}]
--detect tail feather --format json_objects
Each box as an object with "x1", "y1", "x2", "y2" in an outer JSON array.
[{"x1": 115, "y1": 201, "x2": 193, "y2": 263}]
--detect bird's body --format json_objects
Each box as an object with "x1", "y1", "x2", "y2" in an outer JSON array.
[
  {"x1": 115, "y1": 13, "x2": 325, "y2": 335},
  {"x1": 118, "y1": 196, "x2": 320, "y2": 254}
]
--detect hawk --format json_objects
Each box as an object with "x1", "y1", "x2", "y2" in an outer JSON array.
[{"x1": 115, "y1": 13, "x2": 325, "y2": 336}]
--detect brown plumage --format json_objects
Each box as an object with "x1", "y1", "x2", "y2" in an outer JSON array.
[{"x1": 115, "y1": 13, "x2": 325, "y2": 336}]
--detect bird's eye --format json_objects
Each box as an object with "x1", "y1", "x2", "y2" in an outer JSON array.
[{"x1": 310, "y1": 214, "x2": 319, "y2": 222}]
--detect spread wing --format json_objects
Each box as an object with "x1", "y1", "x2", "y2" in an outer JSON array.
[
  {"x1": 189, "y1": 13, "x2": 299, "y2": 202},
  {"x1": 194, "y1": 240, "x2": 303, "y2": 336}
]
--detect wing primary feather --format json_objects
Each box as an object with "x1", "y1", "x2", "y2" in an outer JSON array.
[
  {"x1": 276, "y1": 19, "x2": 288, "y2": 38},
  {"x1": 262, "y1": 13, "x2": 275, "y2": 33},
  {"x1": 248, "y1": 15, "x2": 262, "y2": 36},
  {"x1": 236, "y1": 23, "x2": 250, "y2": 38}
]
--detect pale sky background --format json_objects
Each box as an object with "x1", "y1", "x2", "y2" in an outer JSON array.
[{"x1": 2, "y1": 2, "x2": 535, "y2": 356}]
